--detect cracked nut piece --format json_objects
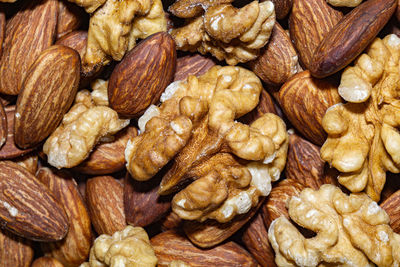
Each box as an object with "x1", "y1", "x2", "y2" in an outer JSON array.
[
  {"x1": 84, "y1": 0, "x2": 166, "y2": 70},
  {"x1": 67, "y1": 0, "x2": 105, "y2": 13},
  {"x1": 82, "y1": 225, "x2": 157, "y2": 267},
  {"x1": 327, "y1": 0, "x2": 362, "y2": 7},
  {"x1": 339, "y1": 34, "x2": 400, "y2": 103},
  {"x1": 268, "y1": 184, "x2": 400, "y2": 267},
  {"x1": 171, "y1": 1, "x2": 275, "y2": 65},
  {"x1": 43, "y1": 90, "x2": 130, "y2": 169}
]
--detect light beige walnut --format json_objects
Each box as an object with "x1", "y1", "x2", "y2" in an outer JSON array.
[
  {"x1": 268, "y1": 184, "x2": 400, "y2": 267},
  {"x1": 81, "y1": 225, "x2": 157, "y2": 267},
  {"x1": 171, "y1": 1, "x2": 275, "y2": 65},
  {"x1": 91, "y1": 79, "x2": 109, "y2": 106},
  {"x1": 84, "y1": 0, "x2": 166, "y2": 70},
  {"x1": 67, "y1": 0, "x2": 106, "y2": 13},
  {"x1": 43, "y1": 90, "x2": 129, "y2": 169},
  {"x1": 339, "y1": 35, "x2": 400, "y2": 103},
  {"x1": 327, "y1": 0, "x2": 362, "y2": 7},
  {"x1": 168, "y1": 260, "x2": 191, "y2": 267},
  {"x1": 321, "y1": 37, "x2": 400, "y2": 202}
]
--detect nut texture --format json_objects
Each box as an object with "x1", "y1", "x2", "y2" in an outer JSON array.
[
  {"x1": 0, "y1": 0, "x2": 58, "y2": 95},
  {"x1": 0, "y1": 229, "x2": 33, "y2": 267},
  {"x1": 0, "y1": 101, "x2": 6, "y2": 149},
  {"x1": 108, "y1": 32, "x2": 176, "y2": 117},
  {"x1": 31, "y1": 257, "x2": 64, "y2": 267},
  {"x1": 14, "y1": 45, "x2": 80, "y2": 149},
  {"x1": 174, "y1": 54, "x2": 216, "y2": 82},
  {"x1": 381, "y1": 189, "x2": 400, "y2": 233},
  {"x1": 0, "y1": 161, "x2": 69, "y2": 241},
  {"x1": 56, "y1": 0, "x2": 84, "y2": 39},
  {"x1": 270, "y1": 0, "x2": 293, "y2": 19}
]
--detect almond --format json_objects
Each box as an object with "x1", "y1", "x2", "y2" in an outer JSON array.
[
  {"x1": 0, "y1": 101, "x2": 6, "y2": 149},
  {"x1": 31, "y1": 257, "x2": 64, "y2": 267},
  {"x1": 310, "y1": 0, "x2": 397, "y2": 78},
  {"x1": 75, "y1": 126, "x2": 137, "y2": 175},
  {"x1": 239, "y1": 89, "x2": 278, "y2": 124},
  {"x1": 0, "y1": 10, "x2": 4, "y2": 57},
  {"x1": 270, "y1": 0, "x2": 293, "y2": 19},
  {"x1": 0, "y1": 106, "x2": 35, "y2": 159},
  {"x1": 124, "y1": 173, "x2": 171, "y2": 227},
  {"x1": 242, "y1": 213, "x2": 277, "y2": 267},
  {"x1": 108, "y1": 32, "x2": 176, "y2": 117},
  {"x1": 276, "y1": 70, "x2": 342, "y2": 146},
  {"x1": 0, "y1": 229, "x2": 34, "y2": 267},
  {"x1": 0, "y1": 161, "x2": 69, "y2": 241},
  {"x1": 183, "y1": 200, "x2": 264, "y2": 248},
  {"x1": 380, "y1": 189, "x2": 400, "y2": 233},
  {"x1": 151, "y1": 230, "x2": 258, "y2": 267},
  {"x1": 37, "y1": 167, "x2": 92, "y2": 267},
  {"x1": 174, "y1": 54, "x2": 216, "y2": 82},
  {"x1": 161, "y1": 211, "x2": 182, "y2": 231},
  {"x1": 289, "y1": 0, "x2": 342, "y2": 69},
  {"x1": 56, "y1": 0, "x2": 84, "y2": 39},
  {"x1": 14, "y1": 153, "x2": 38, "y2": 175},
  {"x1": 86, "y1": 176, "x2": 126, "y2": 235},
  {"x1": 0, "y1": 0, "x2": 58, "y2": 95},
  {"x1": 14, "y1": 45, "x2": 80, "y2": 149},
  {"x1": 248, "y1": 22, "x2": 299, "y2": 86}
]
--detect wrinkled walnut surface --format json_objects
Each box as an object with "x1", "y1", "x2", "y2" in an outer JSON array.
[
  {"x1": 44, "y1": 90, "x2": 129, "y2": 169},
  {"x1": 67, "y1": 0, "x2": 105, "y2": 13},
  {"x1": 268, "y1": 184, "x2": 400, "y2": 267},
  {"x1": 321, "y1": 35, "x2": 400, "y2": 202},
  {"x1": 171, "y1": 1, "x2": 275, "y2": 65},
  {"x1": 81, "y1": 225, "x2": 157, "y2": 267},
  {"x1": 327, "y1": 0, "x2": 362, "y2": 7}
]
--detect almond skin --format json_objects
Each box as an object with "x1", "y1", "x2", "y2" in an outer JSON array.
[
  {"x1": 380, "y1": 189, "x2": 400, "y2": 233},
  {"x1": 31, "y1": 257, "x2": 64, "y2": 267},
  {"x1": 310, "y1": 0, "x2": 397, "y2": 78},
  {"x1": 56, "y1": 0, "x2": 84, "y2": 39},
  {"x1": 86, "y1": 176, "x2": 126, "y2": 235},
  {"x1": 174, "y1": 54, "x2": 215, "y2": 82},
  {"x1": 0, "y1": 161, "x2": 69, "y2": 241},
  {"x1": 0, "y1": 0, "x2": 58, "y2": 95},
  {"x1": 0, "y1": 10, "x2": 5, "y2": 57},
  {"x1": 0, "y1": 101, "x2": 6, "y2": 149},
  {"x1": 37, "y1": 168, "x2": 92, "y2": 267},
  {"x1": 108, "y1": 32, "x2": 176, "y2": 117},
  {"x1": 0, "y1": 229, "x2": 34, "y2": 267},
  {"x1": 270, "y1": 0, "x2": 293, "y2": 19},
  {"x1": 151, "y1": 230, "x2": 258, "y2": 267},
  {"x1": 14, "y1": 45, "x2": 80, "y2": 149}
]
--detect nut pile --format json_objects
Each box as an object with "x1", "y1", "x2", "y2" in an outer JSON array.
[{"x1": 0, "y1": 0, "x2": 400, "y2": 266}]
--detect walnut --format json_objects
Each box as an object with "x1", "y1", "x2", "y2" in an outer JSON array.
[
  {"x1": 268, "y1": 184, "x2": 400, "y2": 267},
  {"x1": 43, "y1": 90, "x2": 129, "y2": 169},
  {"x1": 327, "y1": 0, "x2": 363, "y2": 7},
  {"x1": 168, "y1": 0, "x2": 233, "y2": 18},
  {"x1": 321, "y1": 36, "x2": 400, "y2": 202},
  {"x1": 91, "y1": 79, "x2": 109, "y2": 106},
  {"x1": 82, "y1": 225, "x2": 158, "y2": 267},
  {"x1": 339, "y1": 34, "x2": 400, "y2": 103},
  {"x1": 170, "y1": 1, "x2": 275, "y2": 65},
  {"x1": 168, "y1": 260, "x2": 191, "y2": 267},
  {"x1": 84, "y1": 0, "x2": 166, "y2": 70},
  {"x1": 67, "y1": 0, "x2": 106, "y2": 13}
]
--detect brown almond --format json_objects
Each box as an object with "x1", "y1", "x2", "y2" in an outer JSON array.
[
  {"x1": 310, "y1": 0, "x2": 397, "y2": 78},
  {"x1": 14, "y1": 45, "x2": 80, "y2": 149},
  {"x1": 249, "y1": 22, "x2": 300, "y2": 86},
  {"x1": 0, "y1": 10, "x2": 4, "y2": 57},
  {"x1": 14, "y1": 153, "x2": 38, "y2": 175},
  {"x1": 0, "y1": 101, "x2": 6, "y2": 149},
  {"x1": 289, "y1": 0, "x2": 342, "y2": 69},
  {"x1": 270, "y1": 0, "x2": 293, "y2": 19},
  {"x1": 0, "y1": 0, "x2": 58, "y2": 95},
  {"x1": 86, "y1": 176, "x2": 126, "y2": 235},
  {"x1": 151, "y1": 230, "x2": 258, "y2": 267},
  {"x1": 239, "y1": 89, "x2": 278, "y2": 124},
  {"x1": 161, "y1": 211, "x2": 182, "y2": 231},
  {"x1": 242, "y1": 213, "x2": 277, "y2": 267},
  {"x1": 56, "y1": 0, "x2": 84, "y2": 39},
  {"x1": 174, "y1": 54, "x2": 216, "y2": 81},
  {"x1": 75, "y1": 126, "x2": 137, "y2": 175},
  {"x1": 31, "y1": 257, "x2": 64, "y2": 267},
  {"x1": 37, "y1": 168, "x2": 92, "y2": 267},
  {"x1": 124, "y1": 173, "x2": 171, "y2": 227},
  {"x1": 380, "y1": 189, "x2": 400, "y2": 233},
  {"x1": 276, "y1": 70, "x2": 342, "y2": 146},
  {"x1": 108, "y1": 32, "x2": 176, "y2": 117},
  {"x1": 0, "y1": 161, "x2": 69, "y2": 241},
  {"x1": 0, "y1": 106, "x2": 35, "y2": 159},
  {"x1": 0, "y1": 229, "x2": 34, "y2": 267},
  {"x1": 184, "y1": 199, "x2": 264, "y2": 248}
]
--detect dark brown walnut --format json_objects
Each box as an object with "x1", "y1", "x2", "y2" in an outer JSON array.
[
  {"x1": 31, "y1": 257, "x2": 64, "y2": 267},
  {"x1": 0, "y1": 0, "x2": 58, "y2": 95},
  {"x1": 0, "y1": 101, "x2": 6, "y2": 149},
  {"x1": 168, "y1": 0, "x2": 233, "y2": 18},
  {"x1": 75, "y1": 126, "x2": 137, "y2": 175},
  {"x1": 0, "y1": 106, "x2": 35, "y2": 159},
  {"x1": 262, "y1": 178, "x2": 304, "y2": 227},
  {"x1": 239, "y1": 89, "x2": 278, "y2": 124},
  {"x1": 276, "y1": 70, "x2": 342, "y2": 146},
  {"x1": 56, "y1": 0, "x2": 84, "y2": 39},
  {"x1": 183, "y1": 200, "x2": 264, "y2": 248},
  {"x1": 248, "y1": 22, "x2": 299, "y2": 86},
  {"x1": 14, "y1": 45, "x2": 80, "y2": 149},
  {"x1": 86, "y1": 176, "x2": 126, "y2": 235},
  {"x1": 0, "y1": 229, "x2": 34, "y2": 267},
  {"x1": 289, "y1": 0, "x2": 342, "y2": 70},
  {"x1": 310, "y1": 0, "x2": 397, "y2": 78},
  {"x1": 174, "y1": 54, "x2": 216, "y2": 82},
  {"x1": 37, "y1": 168, "x2": 92, "y2": 267},
  {"x1": 0, "y1": 161, "x2": 69, "y2": 241},
  {"x1": 109, "y1": 32, "x2": 176, "y2": 117},
  {"x1": 161, "y1": 211, "x2": 182, "y2": 231},
  {"x1": 242, "y1": 213, "x2": 277, "y2": 267},
  {"x1": 151, "y1": 230, "x2": 258, "y2": 266},
  {"x1": 124, "y1": 173, "x2": 171, "y2": 227},
  {"x1": 269, "y1": 0, "x2": 293, "y2": 19},
  {"x1": 380, "y1": 189, "x2": 400, "y2": 233}
]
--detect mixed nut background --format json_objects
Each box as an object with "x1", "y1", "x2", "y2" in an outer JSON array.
[{"x1": 0, "y1": 0, "x2": 400, "y2": 266}]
